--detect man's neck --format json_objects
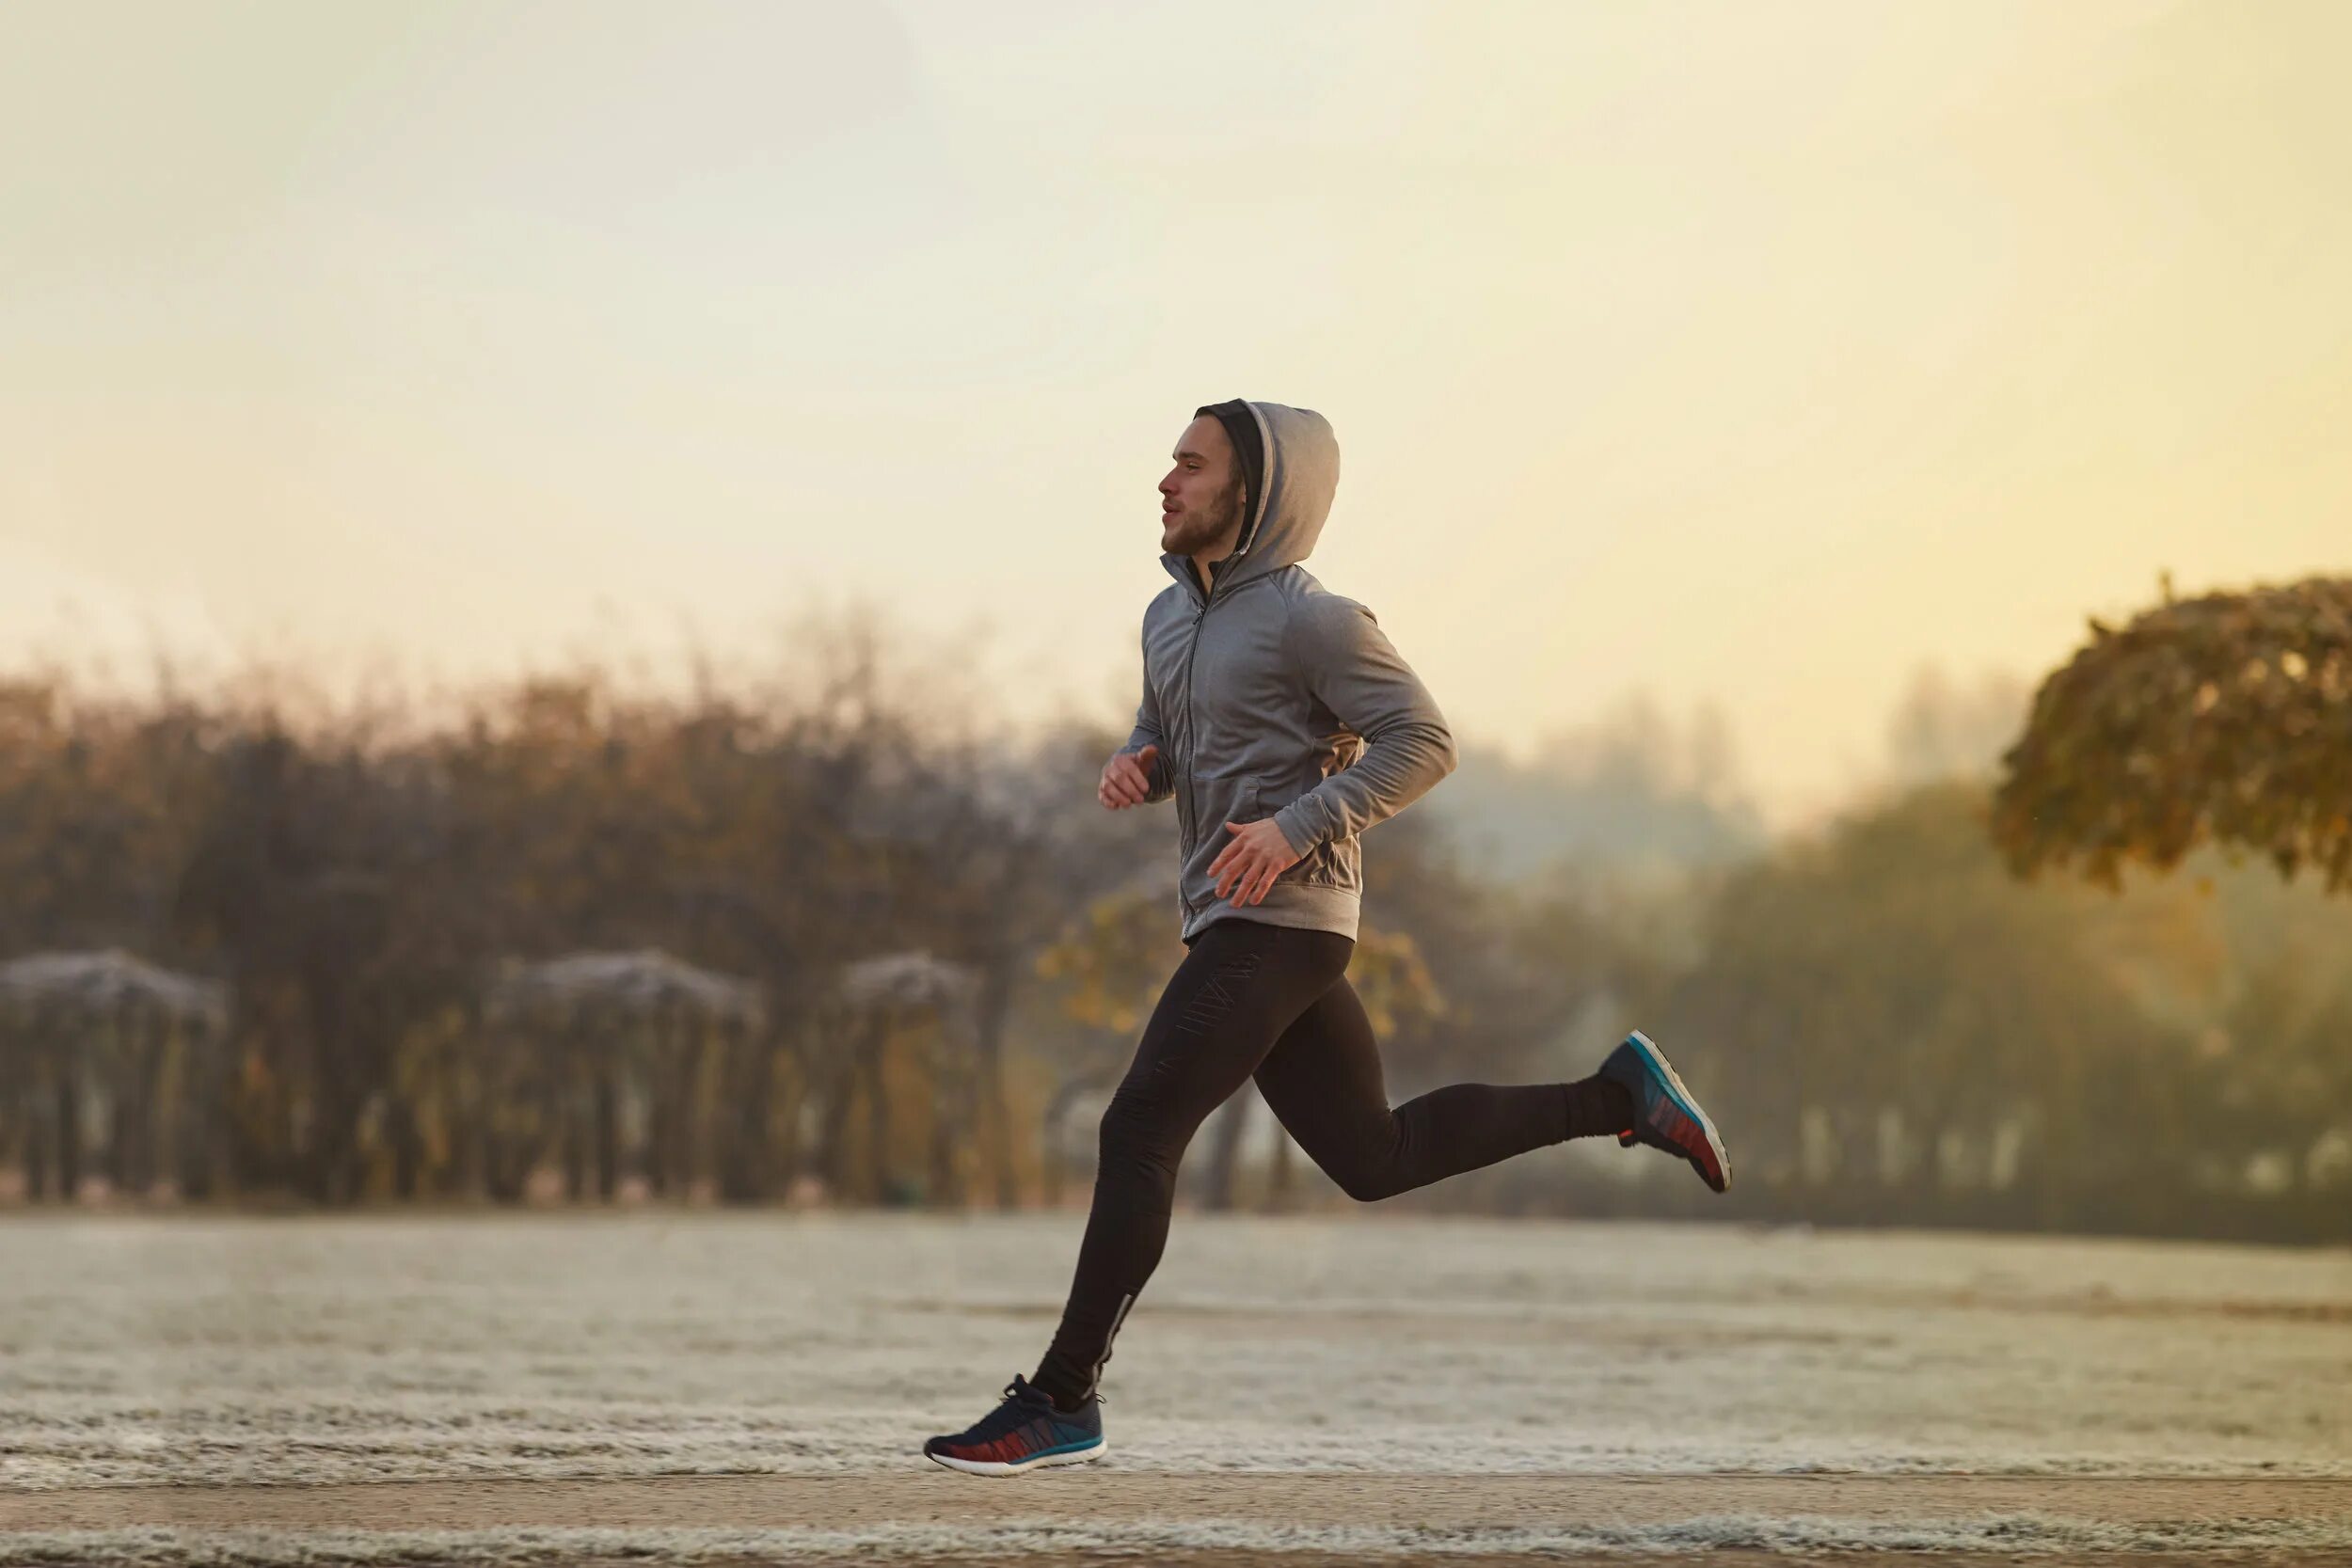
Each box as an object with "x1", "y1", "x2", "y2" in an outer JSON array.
[{"x1": 1188, "y1": 538, "x2": 1240, "y2": 598}]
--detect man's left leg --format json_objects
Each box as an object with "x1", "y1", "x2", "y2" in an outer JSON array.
[{"x1": 920, "y1": 921, "x2": 1352, "y2": 1476}]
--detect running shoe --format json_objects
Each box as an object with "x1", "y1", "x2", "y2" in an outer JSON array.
[
  {"x1": 1597, "y1": 1028, "x2": 1731, "y2": 1193},
  {"x1": 922, "y1": 1374, "x2": 1106, "y2": 1476}
]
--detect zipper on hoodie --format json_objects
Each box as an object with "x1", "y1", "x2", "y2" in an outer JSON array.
[
  {"x1": 1162, "y1": 510, "x2": 1261, "y2": 921},
  {"x1": 1175, "y1": 568, "x2": 1210, "y2": 911},
  {"x1": 1176, "y1": 551, "x2": 1257, "y2": 915}
]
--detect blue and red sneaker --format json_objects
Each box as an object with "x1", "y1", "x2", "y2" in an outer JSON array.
[
  {"x1": 1598, "y1": 1029, "x2": 1732, "y2": 1194},
  {"x1": 923, "y1": 1374, "x2": 1106, "y2": 1477}
]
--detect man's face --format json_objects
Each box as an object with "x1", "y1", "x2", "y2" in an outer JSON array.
[{"x1": 1158, "y1": 414, "x2": 1248, "y2": 558}]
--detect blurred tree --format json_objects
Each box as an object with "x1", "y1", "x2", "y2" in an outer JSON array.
[
  {"x1": 1885, "y1": 664, "x2": 2031, "y2": 787},
  {"x1": 1993, "y1": 576, "x2": 2352, "y2": 893},
  {"x1": 1032, "y1": 882, "x2": 1177, "y2": 1204},
  {"x1": 908, "y1": 721, "x2": 1169, "y2": 1206},
  {"x1": 1432, "y1": 695, "x2": 1766, "y2": 884},
  {"x1": 0, "y1": 679, "x2": 217, "y2": 958},
  {"x1": 1662, "y1": 782, "x2": 2243, "y2": 1228},
  {"x1": 1367, "y1": 812, "x2": 1641, "y2": 1102},
  {"x1": 173, "y1": 728, "x2": 485, "y2": 1203},
  {"x1": 1, "y1": 614, "x2": 2340, "y2": 1237}
]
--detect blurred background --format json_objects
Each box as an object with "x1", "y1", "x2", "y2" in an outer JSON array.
[{"x1": 3, "y1": 0, "x2": 2346, "y2": 1242}]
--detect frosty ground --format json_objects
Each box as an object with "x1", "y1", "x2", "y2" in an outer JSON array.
[{"x1": 0, "y1": 1212, "x2": 2345, "y2": 1561}]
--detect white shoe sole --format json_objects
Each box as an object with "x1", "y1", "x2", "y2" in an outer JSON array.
[
  {"x1": 1628, "y1": 1028, "x2": 1733, "y2": 1192},
  {"x1": 925, "y1": 1439, "x2": 1107, "y2": 1477}
]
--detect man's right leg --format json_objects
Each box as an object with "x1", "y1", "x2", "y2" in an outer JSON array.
[
  {"x1": 1026, "y1": 919, "x2": 1354, "y2": 1408},
  {"x1": 1253, "y1": 975, "x2": 1634, "y2": 1201}
]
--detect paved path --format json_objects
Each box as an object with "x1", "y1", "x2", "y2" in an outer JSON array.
[{"x1": 4, "y1": 1472, "x2": 2349, "y2": 1563}]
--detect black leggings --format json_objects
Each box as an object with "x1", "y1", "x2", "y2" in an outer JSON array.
[{"x1": 1032, "y1": 917, "x2": 1629, "y2": 1404}]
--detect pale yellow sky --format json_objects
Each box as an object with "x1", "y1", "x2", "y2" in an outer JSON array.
[{"x1": 3, "y1": 1, "x2": 2346, "y2": 821}]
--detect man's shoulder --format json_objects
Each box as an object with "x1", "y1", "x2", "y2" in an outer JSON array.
[
  {"x1": 1280, "y1": 572, "x2": 1375, "y2": 631},
  {"x1": 1141, "y1": 581, "x2": 1187, "y2": 622}
]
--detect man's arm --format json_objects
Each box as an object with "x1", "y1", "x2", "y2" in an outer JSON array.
[
  {"x1": 1117, "y1": 673, "x2": 1174, "y2": 805},
  {"x1": 1270, "y1": 594, "x2": 1457, "y2": 856}
]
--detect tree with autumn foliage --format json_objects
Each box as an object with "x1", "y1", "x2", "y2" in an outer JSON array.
[{"x1": 1993, "y1": 576, "x2": 2352, "y2": 893}]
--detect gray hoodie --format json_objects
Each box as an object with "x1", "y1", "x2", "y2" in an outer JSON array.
[{"x1": 1120, "y1": 401, "x2": 1457, "y2": 943}]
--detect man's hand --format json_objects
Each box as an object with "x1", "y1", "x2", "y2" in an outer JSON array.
[
  {"x1": 1099, "y1": 744, "x2": 1158, "y2": 810},
  {"x1": 1209, "y1": 817, "x2": 1304, "y2": 906}
]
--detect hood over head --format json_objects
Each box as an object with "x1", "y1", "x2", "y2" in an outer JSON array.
[{"x1": 1169, "y1": 400, "x2": 1339, "y2": 594}]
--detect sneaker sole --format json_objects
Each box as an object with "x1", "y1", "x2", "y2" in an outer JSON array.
[
  {"x1": 925, "y1": 1437, "x2": 1107, "y2": 1477},
  {"x1": 1626, "y1": 1029, "x2": 1733, "y2": 1193}
]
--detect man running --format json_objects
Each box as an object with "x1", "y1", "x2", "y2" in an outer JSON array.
[{"x1": 922, "y1": 399, "x2": 1731, "y2": 1477}]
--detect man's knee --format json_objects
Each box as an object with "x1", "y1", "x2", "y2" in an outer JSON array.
[
  {"x1": 1330, "y1": 1162, "x2": 1404, "y2": 1203},
  {"x1": 1097, "y1": 1089, "x2": 1179, "y2": 1179}
]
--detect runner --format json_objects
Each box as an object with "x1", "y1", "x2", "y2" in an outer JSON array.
[{"x1": 923, "y1": 400, "x2": 1731, "y2": 1477}]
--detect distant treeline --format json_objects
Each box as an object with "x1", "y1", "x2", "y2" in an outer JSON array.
[{"x1": 1, "y1": 642, "x2": 2344, "y2": 1243}]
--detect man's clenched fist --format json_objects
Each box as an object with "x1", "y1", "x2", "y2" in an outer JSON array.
[{"x1": 1099, "y1": 743, "x2": 1158, "y2": 810}]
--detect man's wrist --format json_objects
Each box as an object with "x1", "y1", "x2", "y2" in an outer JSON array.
[{"x1": 1272, "y1": 799, "x2": 1322, "y2": 860}]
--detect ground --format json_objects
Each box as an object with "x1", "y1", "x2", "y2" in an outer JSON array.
[{"x1": 0, "y1": 1212, "x2": 2344, "y2": 1561}]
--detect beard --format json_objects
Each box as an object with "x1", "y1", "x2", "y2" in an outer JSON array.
[{"x1": 1161, "y1": 476, "x2": 1248, "y2": 556}]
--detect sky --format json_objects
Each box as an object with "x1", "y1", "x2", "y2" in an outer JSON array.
[{"x1": 3, "y1": 0, "x2": 2346, "y2": 823}]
